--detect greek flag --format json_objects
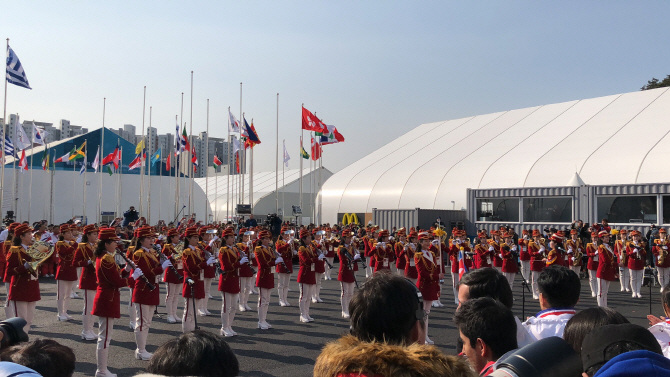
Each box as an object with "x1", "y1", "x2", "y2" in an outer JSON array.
[
  {"x1": 6, "y1": 46, "x2": 31, "y2": 90},
  {"x1": 4, "y1": 136, "x2": 15, "y2": 157}
]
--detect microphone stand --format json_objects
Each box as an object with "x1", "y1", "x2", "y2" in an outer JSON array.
[
  {"x1": 187, "y1": 278, "x2": 199, "y2": 330},
  {"x1": 173, "y1": 205, "x2": 186, "y2": 226}
]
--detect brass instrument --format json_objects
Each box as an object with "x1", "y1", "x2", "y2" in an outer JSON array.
[
  {"x1": 202, "y1": 247, "x2": 224, "y2": 275},
  {"x1": 173, "y1": 243, "x2": 185, "y2": 259},
  {"x1": 618, "y1": 240, "x2": 628, "y2": 266},
  {"x1": 314, "y1": 230, "x2": 333, "y2": 269},
  {"x1": 656, "y1": 238, "x2": 667, "y2": 265},
  {"x1": 25, "y1": 241, "x2": 56, "y2": 277},
  {"x1": 574, "y1": 247, "x2": 583, "y2": 267},
  {"x1": 269, "y1": 243, "x2": 288, "y2": 270},
  {"x1": 118, "y1": 253, "x2": 156, "y2": 291},
  {"x1": 152, "y1": 245, "x2": 183, "y2": 281},
  {"x1": 237, "y1": 239, "x2": 257, "y2": 275}
]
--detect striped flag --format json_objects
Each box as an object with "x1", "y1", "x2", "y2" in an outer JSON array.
[
  {"x1": 213, "y1": 154, "x2": 223, "y2": 167},
  {"x1": 18, "y1": 149, "x2": 27, "y2": 171},
  {"x1": 4, "y1": 135, "x2": 16, "y2": 158},
  {"x1": 458, "y1": 247, "x2": 469, "y2": 280},
  {"x1": 6, "y1": 46, "x2": 31, "y2": 89},
  {"x1": 41, "y1": 145, "x2": 49, "y2": 170},
  {"x1": 55, "y1": 145, "x2": 76, "y2": 163}
]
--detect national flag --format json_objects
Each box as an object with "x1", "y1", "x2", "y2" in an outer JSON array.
[
  {"x1": 235, "y1": 152, "x2": 240, "y2": 173},
  {"x1": 243, "y1": 118, "x2": 260, "y2": 148},
  {"x1": 311, "y1": 137, "x2": 322, "y2": 161},
  {"x1": 32, "y1": 124, "x2": 46, "y2": 145},
  {"x1": 92, "y1": 146, "x2": 100, "y2": 172},
  {"x1": 458, "y1": 247, "x2": 469, "y2": 280},
  {"x1": 129, "y1": 154, "x2": 143, "y2": 170},
  {"x1": 41, "y1": 145, "x2": 49, "y2": 170},
  {"x1": 283, "y1": 141, "x2": 290, "y2": 168},
  {"x1": 18, "y1": 149, "x2": 27, "y2": 171},
  {"x1": 181, "y1": 126, "x2": 190, "y2": 152},
  {"x1": 4, "y1": 136, "x2": 16, "y2": 158},
  {"x1": 69, "y1": 141, "x2": 86, "y2": 161},
  {"x1": 320, "y1": 125, "x2": 345, "y2": 145},
  {"x1": 300, "y1": 145, "x2": 309, "y2": 160},
  {"x1": 191, "y1": 145, "x2": 198, "y2": 171},
  {"x1": 14, "y1": 121, "x2": 31, "y2": 150},
  {"x1": 166, "y1": 151, "x2": 171, "y2": 171},
  {"x1": 175, "y1": 123, "x2": 181, "y2": 154},
  {"x1": 55, "y1": 145, "x2": 76, "y2": 163},
  {"x1": 106, "y1": 165, "x2": 113, "y2": 176},
  {"x1": 102, "y1": 141, "x2": 120, "y2": 169},
  {"x1": 135, "y1": 138, "x2": 145, "y2": 155},
  {"x1": 301, "y1": 107, "x2": 328, "y2": 133},
  {"x1": 228, "y1": 109, "x2": 240, "y2": 133},
  {"x1": 232, "y1": 137, "x2": 240, "y2": 155},
  {"x1": 151, "y1": 148, "x2": 161, "y2": 166},
  {"x1": 79, "y1": 161, "x2": 86, "y2": 175},
  {"x1": 6, "y1": 46, "x2": 31, "y2": 90},
  {"x1": 213, "y1": 155, "x2": 223, "y2": 167}
]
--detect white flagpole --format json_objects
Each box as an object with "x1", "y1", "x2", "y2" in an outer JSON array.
[
  {"x1": 275, "y1": 93, "x2": 279, "y2": 215},
  {"x1": 250, "y1": 118, "x2": 254, "y2": 215},
  {"x1": 299, "y1": 135, "x2": 303, "y2": 226},
  {"x1": 282, "y1": 139, "x2": 285, "y2": 217},
  {"x1": 239, "y1": 82, "x2": 242, "y2": 209},
  {"x1": 139, "y1": 86, "x2": 146, "y2": 218},
  {"x1": 205, "y1": 98, "x2": 209, "y2": 223},
  {"x1": 0, "y1": 38, "x2": 8, "y2": 216},
  {"x1": 227, "y1": 108, "x2": 230, "y2": 222},
  {"x1": 12, "y1": 114, "x2": 19, "y2": 218},
  {"x1": 189, "y1": 71, "x2": 194, "y2": 218},
  {"x1": 174, "y1": 114, "x2": 178, "y2": 219},
  {"x1": 28, "y1": 121, "x2": 34, "y2": 223},
  {"x1": 147, "y1": 106, "x2": 152, "y2": 225},
  {"x1": 72, "y1": 145, "x2": 75, "y2": 218},
  {"x1": 98, "y1": 98, "x2": 105, "y2": 224},
  {"x1": 118, "y1": 146, "x2": 123, "y2": 217},
  {"x1": 83, "y1": 146, "x2": 87, "y2": 223},
  {"x1": 319, "y1": 145, "x2": 323, "y2": 224},
  {"x1": 49, "y1": 149, "x2": 55, "y2": 223}
]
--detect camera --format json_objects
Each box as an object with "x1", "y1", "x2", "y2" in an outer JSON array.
[
  {"x1": 0, "y1": 317, "x2": 29, "y2": 348},
  {"x1": 490, "y1": 337, "x2": 581, "y2": 377}
]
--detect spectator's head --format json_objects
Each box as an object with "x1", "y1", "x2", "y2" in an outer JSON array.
[
  {"x1": 458, "y1": 268, "x2": 513, "y2": 309},
  {"x1": 563, "y1": 307, "x2": 629, "y2": 356},
  {"x1": 349, "y1": 273, "x2": 425, "y2": 346},
  {"x1": 0, "y1": 339, "x2": 75, "y2": 377},
  {"x1": 537, "y1": 265, "x2": 580, "y2": 310},
  {"x1": 581, "y1": 324, "x2": 661, "y2": 377},
  {"x1": 454, "y1": 297, "x2": 517, "y2": 374},
  {"x1": 129, "y1": 206, "x2": 135, "y2": 211},
  {"x1": 147, "y1": 330, "x2": 238, "y2": 377}
]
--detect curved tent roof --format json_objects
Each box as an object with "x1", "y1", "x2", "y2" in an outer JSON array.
[{"x1": 321, "y1": 86, "x2": 670, "y2": 223}]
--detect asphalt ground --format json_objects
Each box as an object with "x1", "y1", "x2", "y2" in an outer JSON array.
[{"x1": 17, "y1": 266, "x2": 663, "y2": 377}]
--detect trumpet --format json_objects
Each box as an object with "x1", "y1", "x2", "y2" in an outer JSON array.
[
  {"x1": 314, "y1": 236, "x2": 333, "y2": 269},
  {"x1": 118, "y1": 253, "x2": 156, "y2": 291},
  {"x1": 270, "y1": 243, "x2": 288, "y2": 270},
  {"x1": 152, "y1": 245, "x2": 183, "y2": 281},
  {"x1": 25, "y1": 241, "x2": 55, "y2": 278},
  {"x1": 237, "y1": 245, "x2": 257, "y2": 274},
  {"x1": 202, "y1": 247, "x2": 225, "y2": 275}
]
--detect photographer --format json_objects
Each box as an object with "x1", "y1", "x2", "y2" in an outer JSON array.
[
  {"x1": 244, "y1": 214, "x2": 258, "y2": 228},
  {"x1": 122, "y1": 206, "x2": 139, "y2": 227}
]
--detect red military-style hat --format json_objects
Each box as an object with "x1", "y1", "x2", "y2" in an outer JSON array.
[
  {"x1": 184, "y1": 226, "x2": 199, "y2": 238},
  {"x1": 570, "y1": 229, "x2": 578, "y2": 235},
  {"x1": 660, "y1": 228, "x2": 667, "y2": 234},
  {"x1": 522, "y1": 229, "x2": 529, "y2": 235},
  {"x1": 341, "y1": 229, "x2": 352, "y2": 237},
  {"x1": 591, "y1": 231, "x2": 599, "y2": 238},
  {"x1": 82, "y1": 224, "x2": 98, "y2": 235},
  {"x1": 532, "y1": 229, "x2": 541, "y2": 237},
  {"x1": 198, "y1": 225, "x2": 212, "y2": 236},
  {"x1": 501, "y1": 232, "x2": 511, "y2": 239},
  {"x1": 14, "y1": 223, "x2": 33, "y2": 237},
  {"x1": 397, "y1": 228, "x2": 406, "y2": 236},
  {"x1": 7, "y1": 222, "x2": 20, "y2": 232},
  {"x1": 258, "y1": 230, "x2": 272, "y2": 239},
  {"x1": 555, "y1": 231, "x2": 565, "y2": 238},
  {"x1": 550, "y1": 234, "x2": 564, "y2": 242},
  {"x1": 60, "y1": 224, "x2": 72, "y2": 233},
  {"x1": 598, "y1": 230, "x2": 610, "y2": 238},
  {"x1": 222, "y1": 227, "x2": 235, "y2": 238},
  {"x1": 98, "y1": 227, "x2": 119, "y2": 241},
  {"x1": 238, "y1": 227, "x2": 248, "y2": 236},
  {"x1": 299, "y1": 228, "x2": 310, "y2": 239},
  {"x1": 490, "y1": 230, "x2": 499, "y2": 236},
  {"x1": 630, "y1": 230, "x2": 641, "y2": 237},
  {"x1": 418, "y1": 232, "x2": 430, "y2": 241},
  {"x1": 378, "y1": 229, "x2": 389, "y2": 238},
  {"x1": 478, "y1": 230, "x2": 488, "y2": 238},
  {"x1": 281, "y1": 226, "x2": 289, "y2": 233},
  {"x1": 136, "y1": 226, "x2": 154, "y2": 238},
  {"x1": 167, "y1": 229, "x2": 180, "y2": 237},
  {"x1": 619, "y1": 229, "x2": 627, "y2": 234},
  {"x1": 408, "y1": 231, "x2": 418, "y2": 239}
]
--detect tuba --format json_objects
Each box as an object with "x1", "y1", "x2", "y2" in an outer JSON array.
[
  {"x1": 618, "y1": 240, "x2": 627, "y2": 266},
  {"x1": 657, "y1": 238, "x2": 667, "y2": 265},
  {"x1": 25, "y1": 241, "x2": 56, "y2": 277}
]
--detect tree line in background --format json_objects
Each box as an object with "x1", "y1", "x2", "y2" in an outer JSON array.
[{"x1": 641, "y1": 74, "x2": 670, "y2": 90}]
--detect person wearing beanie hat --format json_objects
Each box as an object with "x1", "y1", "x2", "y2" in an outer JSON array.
[
  {"x1": 298, "y1": 228, "x2": 320, "y2": 323},
  {"x1": 275, "y1": 227, "x2": 296, "y2": 307},
  {"x1": 55, "y1": 225, "x2": 78, "y2": 321},
  {"x1": 626, "y1": 230, "x2": 646, "y2": 299},
  {"x1": 528, "y1": 229, "x2": 547, "y2": 300},
  {"x1": 415, "y1": 232, "x2": 439, "y2": 345},
  {"x1": 181, "y1": 226, "x2": 215, "y2": 333},
  {"x1": 403, "y1": 231, "x2": 419, "y2": 284},
  {"x1": 218, "y1": 227, "x2": 245, "y2": 336},
  {"x1": 72, "y1": 224, "x2": 99, "y2": 340},
  {"x1": 652, "y1": 228, "x2": 670, "y2": 293},
  {"x1": 5, "y1": 224, "x2": 40, "y2": 335},
  {"x1": 581, "y1": 323, "x2": 667, "y2": 377},
  {"x1": 596, "y1": 231, "x2": 617, "y2": 308},
  {"x1": 162, "y1": 229, "x2": 183, "y2": 323},
  {"x1": 614, "y1": 229, "x2": 631, "y2": 294},
  {"x1": 586, "y1": 231, "x2": 600, "y2": 298},
  {"x1": 236, "y1": 229, "x2": 255, "y2": 312}
]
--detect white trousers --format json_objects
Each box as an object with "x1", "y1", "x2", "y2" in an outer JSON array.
[
  {"x1": 325, "y1": 258, "x2": 335, "y2": 279},
  {"x1": 340, "y1": 282, "x2": 355, "y2": 315},
  {"x1": 520, "y1": 260, "x2": 531, "y2": 282},
  {"x1": 531, "y1": 271, "x2": 541, "y2": 299},
  {"x1": 257, "y1": 288, "x2": 271, "y2": 324},
  {"x1": 365, "y1": 264, "x2": 373, "y2": 278},
  {"x1": 450, "y1": 271, "x2": 460, "y2": 305},
  {"x1": 597, "y1": 278, "x2": 610, "y2": 307},
  {"x1": 240, "y1": 277, "x2": 254, "y2": 308},
  {"x1": 7, "y1": 300, "x2": 36, "y2": 334},
  {"x1": 56, "y1": 280, "x2": 76, "y2": 317},
  {"x1": 277, "y1": 273, "x2": 291, "y2": 304},
  {"x1": 134, "y1": 303, "x2": 155, "y2": 353},
  {"x1": 220, "y1": 292, "x2": 239, "y2": 330},
  {"x1": 503, "y1": 272, "x2": 515, "y2": 290},
  {"x1": 299, "y1": 283, "x2": 315, "y2": 318},
  {"x1": 182, "y1": 297, "x2": 202, "y2": 333},
  {"x1": 619, "y1": 267, "x2": 630, "y2": 291},
  {"x1": 629, "y1": 268, "x2": 643, "y2": 296},
  {"x1": 423, "y1": 300, "x2": 432, "y2": 341},
  {"x1": 165, "y1": 282, "x2": 182, "y2": 319},
  {"x1": 570, "y1": 265, "x2": 581, "y2": 276},
  {"x1": 201, "y1": 278, "x2": 213, "y2": 313},
  {"x1": 313, "y1": 272, "x2": 324, "y2": 300},
  {"x1": 96, "y1": 317, "x2": 115, "y2": 375},
  {"x1": 659, "y1": 267, "x2": 670, "y2": 292},
  {"x1": 82, "y1": 289, "x2": 96, "y2": 335},
  {"x1": 128, "y1": 288, "x2": 137, "y2": 327},
  {"x1": 588, "y1": 269, "x2": 598, "y2": 296}
]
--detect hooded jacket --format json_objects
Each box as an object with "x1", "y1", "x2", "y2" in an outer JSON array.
[{"x1": 314, "y1": 335, "x2": 477, "y2": 377}]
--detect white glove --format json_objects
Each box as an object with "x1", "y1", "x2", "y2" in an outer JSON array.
[
  {"x1": 124, "y1": 264, "x2": 131, "y2": 272},
  {"x1": 578, "y1": 248, "x2": 582, "y2": 252},
  {"x1": 663, "y1": 246, "x2": 668, "y2": 250},
  {"x1": 567, "y1": 249, "x2": 574, "y2": 254},
  {"x1": 206, "y1": 257, "x2": 216, "y2": 266},
  {"x1": 23, "y1": 262, "x2": 30, "y2": 270},
  {"x1": 318, "y1": 254, "x2": 325, "y2": 260},
  {"x1": 161, "y1": 260, "x2": 173, "y2": 269},
  {"x1": 511, "y1": 245, "x2": 517, "y2": 251},
  {"x1": 488, "y1": 246, "x2": 494, "y2": 251},
  {"x1": 431, "y1": 240, "x2": 439, "y2": 246},
  {"x1": 132, "y1": 268, "x2": 143, "y2": 280},
  {"x1": 87, "y1": 259, "x2": 93, "y2": 265},
  {"x1": 354, "y1": 254, "x2": 361, "y2": 260},
  {"x1": 275, "y1": 257, "x2": 284, "y2": 264},
  {"x1": 539, "y1": 247, "x2": 546, "y2": 253},
  {"x1": 454, "y1": 239, "x2": 461, "y2": 245},
  {"x1": 498, "y1": 254, "x2": 503, "y2": 259},
  {"x1": 634, "y1": 249, "x2": 639, "y2": 254},
  {"x1": 292, "y1": 250, "x2": 298, "y2": 255},
  {"x1": 240, "y1": 256, "x2": 249, "y2": 265}
]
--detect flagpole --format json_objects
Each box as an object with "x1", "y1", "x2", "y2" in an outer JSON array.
[
  {"x1": 98, "y1": 98, "x2": 105, "y2": 224},
  {"x1": 118, "y1": 146, "x2": 123, "y2": 217},
  {"x1": 227, "y1": 108, "x2": 230, "y2": 223},
  {"x1": 72, "y1": 146, "x2": 75, "y2": 218},
  {"x1": 239, "y1": 82, "x2": 242, "y2": 211},
  {"x1": 12, "y1": 114, "x2": 19, "y2": 218},
  {"x1": 139, "y1": 86, "x2": 146, "y2": 218},
  {"x1": 275, "y1": 93, "x2": 279, "y2": 215},
  {"x1": 310, "y1": 132, "x2": 314, "y2": 223},
  {"x1": 319, "y1": 146, "x2": 323, "y2": 224},
  {"x1": 0, "y1": 39, "x2": 8, "y2": 217},
  {"x1": 49, "y1": 149, "x2": 55, "y2": 223},
  {"x1": 159, "y1": 156, "x2": 162, "y2": 222},
  {"x1": 28, "y1": 121, "x2": 34, "y2": 222},
  {"x1": 147, "y1": 106, "x2": 152, "y2": 225},
  {"x1": 205, "y1": 98, "x2": 209, "y2": 223},
  {"x1": 83, "y1": 146, "x2": 87, "y2": 224},
  {"x1": 282, "y1": 140, "x2": 285, "y2": 217},
  {"x1": 250, "y1": 118, "x2": 254, "y2": 215},
  {"x1": 189, "y1": 71, "x2": 193, "y2": 219},
  {"x1": 299, "y1": 136, "x2": 303, "y2": 226},
  {"x1": 174, "y1": 115, "x2": 179, "y2": 219}
]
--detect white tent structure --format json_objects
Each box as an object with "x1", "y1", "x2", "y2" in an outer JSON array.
[
  {"x1": 321, "y1": 86, "x2": 670, "y2": 223},
  {"x1": 195, "y1": 167, "x2": 333, "y2": 223}
]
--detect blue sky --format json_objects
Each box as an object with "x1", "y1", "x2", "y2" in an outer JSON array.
[{"x1": 4, "y1": 1, "x2": 669, "y2": 172}]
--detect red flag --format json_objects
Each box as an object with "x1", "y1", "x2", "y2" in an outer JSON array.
[
  {"x1": 302, "y1": 107, "x2": 328, "y2": 133},
  {"x1": 311, "y1": 137, "x2": 322, "y2": 161},
  {"x1": 235, "y1": 152, "x2": 240, "y2": 173},
  {"x1": 213, "y1": 155, "x2": 222, "y2": 167},
  {"x1": 102, "y1": 146, "x2": 120, "y2": 169},
  {"x1": 18, "y1": 150, "x2": 28, "y2": 171},
  {"x1": 166, "y1": 151, "x2": 171, "y2": 171},
  {"x1": 244, "y1": 121, "x2": 261, "y2": 149}
]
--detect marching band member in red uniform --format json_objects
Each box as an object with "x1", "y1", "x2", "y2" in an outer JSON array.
[
  {"x1": 6, "y1": 224, "x2": 39, "y2": 334},
  {"x1": 181, "y1": 227, "x2": 215, "y2": 333},
  {"x1": 312, "y1": 229, "x2": 327, "y2": 303},
  {"x1": 131, "y1": 227, "x2": 170, "y2": 360},
  {"x1": 586, "y1": 231, "x2": 599, "y2": 298},
  {"x1": 565, "y1": 229, "x2": 583, "y2": 276},
  {"x1": 2, "y1": 223, "x2": 19, "y2": 312},
  {"x1": 474, "y1": 231, "x2": 492, "y2": 269},
  {"x1": 73, "y1": 224, "x2": 99, "y2": 340},
  {"x1": 429, "y1": 229, "x2": 447, "y2": 307},
  {"x1": 337, "y1": 229, "x2": 359, "y2": 318},
  {"x1": 162, "y1": 229, "x2": 183, "y2": 323},
  {"x1": 500, "y1": 232, "x2": 519, "y2": 290},
  {"x1": 237, "y1": 228, "x2": 255, "y2": 312},
  {"x1": 394, "y1": 228, "x2": 407, "y2": 277},
  {"x1": 596, "y1": 231, "x2": 617, "y2": 308},
  {"x1": 528, "y1": 229, "x2": 546, "y2": 300},
  {"x1": 626, "y1": 230, "x2": 646, "y2": 299},
  {"x1": 404, "y1": 231, "x2": 419, "y2": 284},
  {"x1": 92, "y1": 227, "x2": 138, "y2": 377},
  {"x1": 255, "y1": 230, "x2": 283, "y2": 330},
  {"x1": 653, "y1": 228, "x2": 670, "y2": 292},
  {"x1": 218, "y1": 227, "x2": 246, "y2": 336},
  {"x1": 449, "y1": 230, "x2": 468, "y2": 305},
  {"x1": 489, "y1": 231, "x2": 503, "y2": 272},
  {"x1": 298, "y1": 229, "x2": 320, "y2": 323},
  {"x1": 546, "y1": 234, "x2": 563, "y2": 267},
  {"x1": 275, "y1": 227, "x2": 295, "y2": 307},
  {"x1": 55, "y1": 224, "x2": 78, "y2": 321},
  {"x1": 198, "y1": 226, "x2": 215, "y2": 316},
  {"x1": 324, "y1": 227, "x2": 337, "y2": 280},
  {"x1": 362, "y1": 228, "x2": 374, "y2": 278},
  {"x1": 373, "y1": 229, "x2": 395, "y2": 274},
  {"x1": 614, "y1": 229, "x2": 630, "y2": 293},
  {"x1": 518, "y1": 229, "x2": 531, "y2": 282},
  {"x1": 124, "y1": 229, "x2": 140, "y2": 330},
  {"x1": 415, "y1": 232, "x2": 439, "y2": 345}
]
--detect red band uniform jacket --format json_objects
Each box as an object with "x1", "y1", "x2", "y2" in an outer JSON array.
[
  {"x1": 297, "y1": 244, "x2": 318, "y2": 285},
  {"x1": 73, "y1": 243, "x2": 98, "y2": 290},
  {"x1": 55, "y1": 240, "x2": 78, "y2": 281},
  {"x1": 6, "y1": 245, "x2": 40, "y2": 302},
  {"x1": 181, "y1": 245, "x2": 207, "y2": 299},
  {"x1": 218, "y1": 245, "x2": 241, "y2": 294},
  {"x1": 92, "y1": 252, "x2": 131, "y2": 318},
  {"x1": 337, "y1": 245, "x2": 358, "y2": 283},
  {"x1": 132, "y1": 247, "x2": 164, "y2": 306},
  {"x1": 255, "y1": 245, "x2": 277, "y2": 289}
]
